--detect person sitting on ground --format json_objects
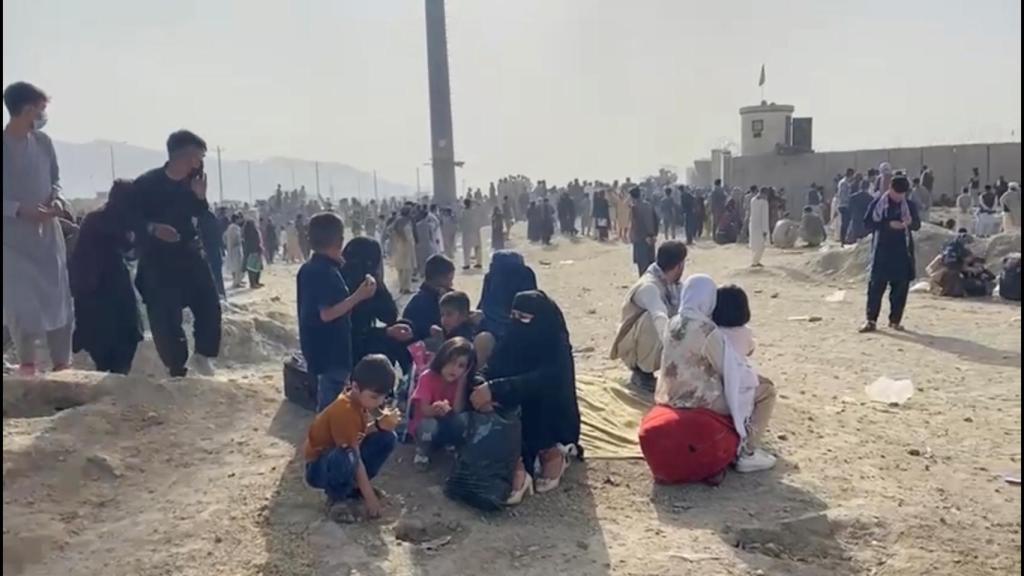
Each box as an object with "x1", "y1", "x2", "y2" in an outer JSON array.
[
  {"x1": 400, "y1": 254, "x2": 456, "y2": 342},
  {"x1": 411, "y1": 338, "x2": 476, "y2": 471},
  {"x1": 656, "y1": 274, "x2": 778, "y2": 474},
  {"x1": 69, "y1": 180, "x2": 143, "y2": 375},
  {"x1": 926, "y1": 231, "x2": 996, "y2": 298},
  {"x1": 611, "y1": 241, "x2": 687, "y2": 391},
  {"x1": 771, "y1": 214, "x2": 800, "y2": 249},
  {"x1": 712, "y1": 284, "x2": 756, "y2": 358},
  {"x1": 799, "y1": 205, "x2": 827, "y2": 247},
  {"x1": 304, "y1": 355, "x2": 400, "y2": 520},
  {"x1": 470, "y1": 291, "x2": 581, "y2": 504},
  {"x1": 432, "y1": 291, "x2": 496, "y2": 367},
  {"x1": 340, "y1": 237, "x2": 413, "y2": 370},
  {"x1": 477, "y1": 250, "x2": 538, "y2": 342},
  {"x1": 713, "y1": 199, "x2": 740, "y2": 245},
  {"x1": 298, "y1": 213, "x2": 378, "y2": 412}
]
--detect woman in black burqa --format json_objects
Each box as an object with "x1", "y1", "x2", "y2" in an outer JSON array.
[
  {"x1": 70, "y1": 180, "x2": 143, "y2": 374},
  {"x1": 471, "y1": 290, "x2": 581, "y2": 501},
  {"x1": 339, "y1": 237, "x2": 413, "y2": 370}
]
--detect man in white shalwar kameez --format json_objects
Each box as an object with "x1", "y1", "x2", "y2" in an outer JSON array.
[
  {"x1": 3, "y1": 82, "x2": 73, "y2": 376},
  {"x1": 749, "y1": 188, "x2": 770, "y2": 268}
]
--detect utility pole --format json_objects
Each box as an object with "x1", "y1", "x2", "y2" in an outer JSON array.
[
  {"x1": 373, "y1": 170, "x2": 380, "y2": 203},
  {"x1": 216, "y1": 146, "x2": 225, "y2": 204},
  {"x1": 246, "y1": 160, "x2": 253, "y2": 203},
  {"x1": 416, "y1": 166, "x2": 422, "y2": 196},
  {"x1": 315, "y1": 161, "x2": 322, "y2": 199},
  {"x1": 109, "y1": 144, "x2": 117, "y2": 182},
  {"x1": 425, "y1": 0, "x2": 458, "y2": 207}
]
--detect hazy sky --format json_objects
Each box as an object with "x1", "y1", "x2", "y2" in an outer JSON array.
[{"x1": 4, "y1": 0, "x2": 1021, "y2": 191}]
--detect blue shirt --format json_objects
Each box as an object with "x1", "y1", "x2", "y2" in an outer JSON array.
[{"x1": 297, "y1": 253, "x2": 352, "y2": 375}]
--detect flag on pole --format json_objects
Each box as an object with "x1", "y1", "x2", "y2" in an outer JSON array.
[{"x1": 758, "y1": 64, "x2": 766, "y2": 87}]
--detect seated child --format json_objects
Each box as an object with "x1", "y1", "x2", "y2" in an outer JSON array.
[
  {"x1": 400, "y1": 254, "x2": 456, "y2": 342},
  {"x1": 711, "y1": 284, "x2": 755, "y2": 357},
  {"x1": 410, "y1": 338, "x2": 475, "y2": 471},
  {"x1": 431, "y1": 291, "x2": 496, "y2": 367},
  {"x1": 304, "y1": 355, "x2": 400, "y2": 519}
]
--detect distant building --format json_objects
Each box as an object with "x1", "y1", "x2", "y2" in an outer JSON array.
[{"x1": 691, "y1": 100, "x2": 1021, "y2": 206}]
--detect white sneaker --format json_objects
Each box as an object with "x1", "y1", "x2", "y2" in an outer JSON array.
[
  {"x1": 735, "y1": 449, "x2": 777, "y2": 474},
  {"x1": 188, "y1": 354, "x2": 217, "y2": 377}
]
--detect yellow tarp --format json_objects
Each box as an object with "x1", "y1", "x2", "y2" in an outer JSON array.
[{"x1": 576, "y1": 373, "x2": 652, "y2": 459}]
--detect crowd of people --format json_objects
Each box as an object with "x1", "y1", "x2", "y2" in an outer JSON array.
[{"x1": 4, "y1": 80, "x2": 1020, "y2": 522}]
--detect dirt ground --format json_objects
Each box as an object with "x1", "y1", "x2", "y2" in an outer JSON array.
[{"x1": 3, "y1": 225, "x2": 1021, "y2": 576}]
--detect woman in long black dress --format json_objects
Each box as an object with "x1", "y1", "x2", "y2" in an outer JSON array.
[
  {"x1": 70, "y1": 180, "x2": 143, "y2": 374},
  {"x1": 470, "y1": 291, "x2": 581, "y2": 502},
  {"x1": 340, "y1": 237, "x2": 413, "y2": 369}
]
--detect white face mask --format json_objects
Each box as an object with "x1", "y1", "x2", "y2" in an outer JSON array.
[{"x1": 32, "y1": 111, "x2": 48, "y2": 131}]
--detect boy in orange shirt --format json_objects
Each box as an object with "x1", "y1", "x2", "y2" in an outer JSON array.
[{"x1": 304, "y1": 354, "x2": 399, "y2": 519}]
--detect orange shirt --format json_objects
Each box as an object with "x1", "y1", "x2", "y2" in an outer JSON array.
[{"x1": 303, "y1": 394, "x2": 368, "y2": 461}]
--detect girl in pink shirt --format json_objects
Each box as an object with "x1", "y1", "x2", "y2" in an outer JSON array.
[{"x1": 411, "y1": 337, "x2": 476, "y2": 471}]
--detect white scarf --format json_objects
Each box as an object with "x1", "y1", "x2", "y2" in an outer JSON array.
[{"x1": 679, "y1": 275, "x2": 759, "y2": 454}]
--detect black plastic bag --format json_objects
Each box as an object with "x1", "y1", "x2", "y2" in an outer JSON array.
[
  {"x1": 445, "y1": 410, "x2": 522, "y2": 511},
  {"x1": 283, "y1": 353, "x2": 317, "y2": 412},
  {"x1": 999, "y1": 255, "x2": 1021, "y2": 302}
]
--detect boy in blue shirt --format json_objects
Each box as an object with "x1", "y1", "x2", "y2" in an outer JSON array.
[{"x1": 297, "y1": 213, "x2": 377, "y2": 412}]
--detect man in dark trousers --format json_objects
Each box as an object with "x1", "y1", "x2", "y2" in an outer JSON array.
[
  {"x1": 131, "y1": 130, "x2": 221, "y2": 377},
  {"x1": 629, "y1": 187, "x2": 659, "y2": 277}
]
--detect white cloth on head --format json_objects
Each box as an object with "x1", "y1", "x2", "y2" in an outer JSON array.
[{"x1": 678, "y1": 275, "x2": 758, "y2": 452}]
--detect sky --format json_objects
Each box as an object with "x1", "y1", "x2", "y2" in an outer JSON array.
[{"x1": 4, "y1": 0, "x2": 1021, "y2": 193}]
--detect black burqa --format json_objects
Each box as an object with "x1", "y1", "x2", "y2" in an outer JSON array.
[
  {"x1": 69, "y1": 182, "x2": 143, "y2": 374},
  {"x1": 483, "y1": 291, "x2": 581, "y2": 470},
  {"x1": 340, "y1": 237, "x2": 410, "y2": 371}
]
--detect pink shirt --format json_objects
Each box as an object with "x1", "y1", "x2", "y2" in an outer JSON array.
[{"x1": 409, "y1": 369, "x2": 460, "y2": 436}]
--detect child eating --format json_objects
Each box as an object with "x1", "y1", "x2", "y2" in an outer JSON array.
[
  {"x1": 303, "y1": 354, "x2": 400, "y2": 520},
  {"x1": 410, "y1": 338, "x2": 476, "y2": 471}
]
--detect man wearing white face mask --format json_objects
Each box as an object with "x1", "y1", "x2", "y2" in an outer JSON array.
[{"x1": 3, "y1": 82, "x2": 74, "y2": 377}]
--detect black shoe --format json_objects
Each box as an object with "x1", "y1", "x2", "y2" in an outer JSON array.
[
  {"x1": 889, "y1": 322, "x2": 906, "y2": 332},
  {"x1": 858, "y1": 321, "x2": 878, "y2": 334}
]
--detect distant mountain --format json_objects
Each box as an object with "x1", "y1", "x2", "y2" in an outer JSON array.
[{"x1": 52, "y1": 139, "x2": 417, "y2": 202}]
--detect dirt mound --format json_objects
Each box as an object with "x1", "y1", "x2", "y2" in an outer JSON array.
[
  {"x1": 807, "y1": 227, "x2": 1020, "y2": 282},
  {"x1": 67, "y1": 307, "x2": 298, "y2": 377},
  {"x1": 3, "y1": 370, "x2": 286, "y2": 576}
]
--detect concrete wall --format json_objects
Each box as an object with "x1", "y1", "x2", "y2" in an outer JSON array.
[
  {"x1": 693, "y1": 159, "x2": 712, "y2": 188},
  {"x1": 729, "y1": 142, "x2": 1020, "y2": 208}
]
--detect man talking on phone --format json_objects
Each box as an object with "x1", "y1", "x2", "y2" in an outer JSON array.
[{"x1": 130, "y1": 130, "x2": 222, "y2": 377}]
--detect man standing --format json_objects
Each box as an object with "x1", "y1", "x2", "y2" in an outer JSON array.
[
  {"x1": 611, "y1": 241, "x2": 687, "y2": 391},
  {"x1": 910, "y1": 177, "x2": 932, "y2": 224},
  {"x1": 629, "y1": 187, "x2": 659, "y2": 277},
  {"x1": 749, "y1": 187, "x2": 770, "y2": 268},
  {"x1": 3, "y1": 82, "x2": 74, "y2": 376},
  {"x1": 131, "y1": 131, "x2": 221, "y2": 377},
  {"x1": 710, "y1": 179, "x2": 727, "y2": 236},
  {"x1": 679, "y1": 186, "x2": 697, "y2": 245},
  {"x1": 1001, "y1": 182, "x2": 1021, "y2": 233},
  {"x1": 969, "y1": 167, "x2": 981, "y2": 205},
  {"x1": 920, "y1": 165, "x2": 935, "y2": 195},
  {"x1": 460, "y1": 198, "x2": 483, "y2": 269},
  {"x1": 837, "y1": 168, "x2": 855, "y2": 245},
  {"x1": 659, "y1": 187, "x2": 678, "y2": 240}
]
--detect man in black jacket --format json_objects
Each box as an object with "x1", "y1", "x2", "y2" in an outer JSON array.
[{"x1": 130, "y1": 130, "x2": 221, "y2": 377}]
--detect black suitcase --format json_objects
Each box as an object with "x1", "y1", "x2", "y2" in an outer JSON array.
[{"x1": 283, "y1": 353, "x2": 317, "y2": 412}]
